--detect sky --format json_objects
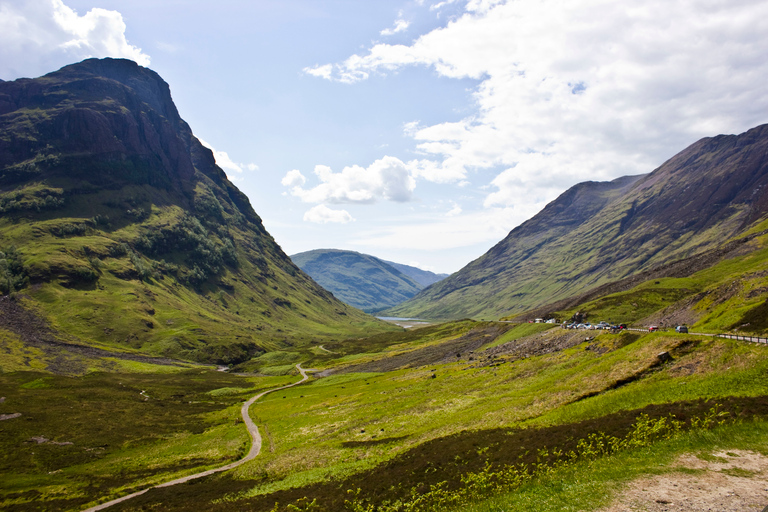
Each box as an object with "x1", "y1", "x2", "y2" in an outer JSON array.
[{"x1": 2, "y1": 0, "x2": 768, "y2": 274}]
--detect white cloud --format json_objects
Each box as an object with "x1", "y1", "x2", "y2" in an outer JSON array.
[
  {"x1": 0, "y1": 0, "x2": 150, "y2": 79},
  {"x1": 303, "y1": 205, "x2": 355, "y2": 224},
  {"x1": 281, "y1": 169, "x2": 306, "y2": 188},
  {"x1": 303, "y1": 63, "x2": 333, "y2": 80},
  {"x1": 307, "y1": 0, "x2": 768, "y2": 213},
  {"x1": 353, "y1": 204, "x2": 541, "y2": 252},
  {"x1": 286, "y1": 156, "x2": 416, "y2": 204},
  {"x1": 430, "y1": 0, "x2": 460, "y2": 11},
  {"x1": 199, "y1": 139, "x2": 258, "y2": 178},
  {"x1": 381, "y1": 18, "x2": 410, "y2": 36},
  {"x1": 446, "y1": 201, "x2": 462, "y2": 216}
]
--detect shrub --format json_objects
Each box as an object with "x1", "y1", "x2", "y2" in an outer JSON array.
[
  {"x1": 129, "y1": 250, "x2": 155, "y2": 282},
  {"x1": 134, "y1": 213, "x2": 239, "y2": 285},
  {"x1": 50, "y1": 222, "x2": 89, "y2": 237},
  {"x1": 0, "y1": 246, "x2": 28, "y2": 295}
]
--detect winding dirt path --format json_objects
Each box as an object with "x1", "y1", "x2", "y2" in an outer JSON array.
[{"x1": 82, "y1": 364, "x2": 313, "y2": 511}]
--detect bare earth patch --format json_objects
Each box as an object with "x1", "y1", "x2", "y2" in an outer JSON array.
[{"x1": 598, "y1": 450, "x2": 768, "y2": 511}]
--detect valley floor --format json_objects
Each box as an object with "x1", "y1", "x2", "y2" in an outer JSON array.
[{"x1": 2, "y1": 320, "x2": 768, "y2": 511}]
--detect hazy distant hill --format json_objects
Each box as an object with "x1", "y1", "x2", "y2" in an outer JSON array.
[
  {"x1": 388, "y1": 123, "x2": 768, "y2": 320},
  {"x1": 0, "y1": 58, "x2": 384, "y2": 368},
  {"x1": 380, "y1": 259, "x2": 449, "y2": 288},
  {"x1": 291, "y1": 249, "x2": 446, "y2": 312}
]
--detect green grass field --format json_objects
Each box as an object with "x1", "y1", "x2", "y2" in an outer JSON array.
[{"x1": 4, "y1": 320, "x2": 764, "y2": 511}]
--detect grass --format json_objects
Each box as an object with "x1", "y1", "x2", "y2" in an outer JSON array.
[
  {"x1": 2, "y1": 319, "x2": 767, "y2": 511},
  {"x1": 72, "y1": 326, "x2": 766, "y2": 512},
  {"x1": 0, "y1": 370, "x2": 295, "y2": 511},
  {"x1": 459, "y1": 419, "x2": 768, "y2": 512},
  {"x1": 0, "y1": 174, "x2": 394, "y2": 371}
]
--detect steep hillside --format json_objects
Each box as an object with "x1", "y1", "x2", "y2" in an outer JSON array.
[
  {"x1": 0, "y1": 58, "x2": 386, "y2": 369},
  {"x1": 291, "y1": 249, "x2": 442, "y2": 312},
  {"x1": 388, "y1": 124, "x2": 768, "y2": 320}
]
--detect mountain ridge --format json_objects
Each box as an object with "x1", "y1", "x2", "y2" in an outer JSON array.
[
  {"x1": 387, "y1": 123, "x2": 768, "y2": 320},
  {"x1": 291, "y1": 248, "x2": 447, "y2": 312}
]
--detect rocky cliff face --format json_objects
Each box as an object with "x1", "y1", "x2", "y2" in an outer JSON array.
[
  {"x1": 388, "y1": 124, "x2": 768, "y2": 320},
  {"x1": 0, "y1": 58, "x2": 382, "y2": 366},
  {"x1": 0, "y1": 59, "x2": 261, "y2": 220}
]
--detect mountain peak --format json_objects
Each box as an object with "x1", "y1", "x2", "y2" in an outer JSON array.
[
  {"x1": 47, "y1": 58, "x2": 181, "y2": 124},
  {"x1": 0, "y1": 58, "x2": 383, "y2": 367}
]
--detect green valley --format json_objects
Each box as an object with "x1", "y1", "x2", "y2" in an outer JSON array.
[{"x1": 2, "y1": 59, "x2": 768, "y2": 512}]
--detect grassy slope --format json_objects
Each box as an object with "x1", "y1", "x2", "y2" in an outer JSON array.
[
  {"x1": 539, "y1": 223, "x2": 768, "y2": 335},
  {"x1": 458, "y1": 419, "x2": 768, "y2": 512},
  {"x1": 0, "y1": 185, "x2": 387, "y2": 368},
  {"x1": 389, "y1": 125, "x2": 768, "y2": 321}
]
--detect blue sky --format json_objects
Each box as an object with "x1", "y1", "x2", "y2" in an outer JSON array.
[{"x1": 2, "y1": 0, "x2": 768, "y2": 273}]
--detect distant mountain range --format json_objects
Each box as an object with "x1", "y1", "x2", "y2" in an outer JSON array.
[
  {"x1": 387, "y1": 123, "x2": 768, "y2": 321},
  {"x1": 0, "y1": 58, "x2": 385, "y2": 367},
  {"x1": 291, "y1": 249, "x2": 448, "y2": 312}
]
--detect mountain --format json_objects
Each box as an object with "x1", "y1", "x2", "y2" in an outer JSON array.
[
  {"x1": 0, "y1": 58, "x2": 386, "y2": 368},
  {"x1": 291, "y1": 249, "x2": 447, "y2": 312},
  {"x1": 387, "y1": 123, "x2": 768, "y2": 320},
  {"x1": 380, "y1": 259, "x2": 449, "y2": 288}
]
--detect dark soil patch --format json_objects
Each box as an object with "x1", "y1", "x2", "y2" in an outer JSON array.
[
  {"x1": 110, "y1": 396, "x2": 768, "y2": 512},
  {"x1": 731, "y1": 298, "x2": 768, "y2": 332},
  {"x1": 341, "y1": 435, "x2": 409, "y2": 448},
  {"x1": 327, "y1": 323, "x2": 515, "y2": 374}
]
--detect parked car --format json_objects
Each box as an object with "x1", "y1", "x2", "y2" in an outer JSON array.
[
  {"x1": 648, "y1": 325, "x2": 659, "y2": 332},
  {"x1": 675, "y1": 325, "x2": 688, "y2": 333}
]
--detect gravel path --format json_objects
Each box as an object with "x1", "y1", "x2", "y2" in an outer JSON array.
[
  {"x1": 81, "y1": 364, "x2": 312, "y2": 511},
  {"x1": 597, "y1": 450, "x2": 768, "y2": 511}
]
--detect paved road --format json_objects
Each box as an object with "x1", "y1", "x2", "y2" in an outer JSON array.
[
  {"x1": 82, "y1": 364, "x2": 313, "y2": 511},
  {"x1": 625, "y1": 327, "x2": 768, "y2": 344}
]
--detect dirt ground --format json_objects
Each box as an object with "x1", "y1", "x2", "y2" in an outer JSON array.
[{"x1": 597, "y1": 449, "x2": 768, "y2": 511}]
